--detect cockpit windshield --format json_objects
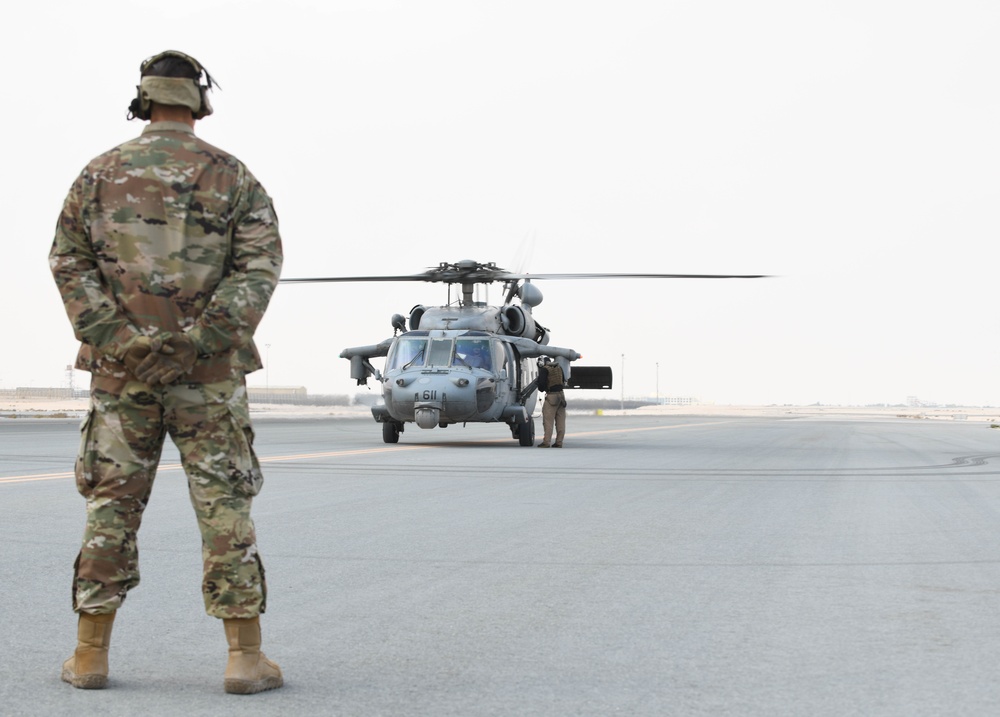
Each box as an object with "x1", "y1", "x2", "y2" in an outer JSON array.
[
  {"x1": 389, "y1": 337, "x2": 495, "y2": 371},
  {"x1": 427, "y1": 339, "x2": 454, "y2": 367},
  {"x1": 389, "y1": 338, "x2": 427, "y2": 370},
  {"x1": 454, "y1": 338, "x2": 492, "y2": 370}
]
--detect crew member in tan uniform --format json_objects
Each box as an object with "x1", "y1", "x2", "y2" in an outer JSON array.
[{"x1": 537, "y1": 357, "x2": 567, "y2": 447}]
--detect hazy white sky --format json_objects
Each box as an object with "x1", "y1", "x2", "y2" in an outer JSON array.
[{"x1": 3, "y1": 1, "x2": 998, "y2": 405}]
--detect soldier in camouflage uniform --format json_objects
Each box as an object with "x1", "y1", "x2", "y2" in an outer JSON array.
[
  {"x1": 49, "y1": 50, "x2": 283, "y2": 694},
  {"x1": 537, "y1": 357, "x2": 567, "y2": 447}
]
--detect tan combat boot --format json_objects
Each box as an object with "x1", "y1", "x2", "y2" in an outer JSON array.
[
  {"x1": 61, "y1": 612, "x2": 116, "y2": 689},
  {"x1": 223, "y1": 617, "x2": 283, "y2": 694}
]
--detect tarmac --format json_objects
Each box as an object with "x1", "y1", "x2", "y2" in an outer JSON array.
[{"x1": 3, "y1": 410, "x2": 1000, "y2": 715}]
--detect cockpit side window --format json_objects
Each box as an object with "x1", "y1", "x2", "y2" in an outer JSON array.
[{"x1": 495, "y1": 342, "x2": 509, "y2": 372}]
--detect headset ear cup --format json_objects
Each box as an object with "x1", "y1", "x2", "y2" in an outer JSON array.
[
  {"x1": 194, "y1": 84, "x2": 213, "y2": 119},
  {"x1": 128, "y1": 86, "x2": 148, "y2": 120}
]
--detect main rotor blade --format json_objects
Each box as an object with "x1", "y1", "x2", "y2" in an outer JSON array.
[
  {"x1": 495, "y1": 272, "x2": 771, "y2": 280},
  {"x1": 279, "y1": 274, "x2": 433, "y2": 284},
  {"x1": 280, "y1": 268, "x2": 772, "y2": 284}
]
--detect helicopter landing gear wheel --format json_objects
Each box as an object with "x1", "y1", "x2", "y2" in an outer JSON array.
[
  {"x1": 517, "y1": 416, "x2": 535, "y2": 447},
  {"x1": 382, "y1": 421, "x2": 401, "y2": 444}
]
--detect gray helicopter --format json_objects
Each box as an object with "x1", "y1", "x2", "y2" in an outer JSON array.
[{"x1": 281, "y1": 260, "x2": 765, "y2": 445}]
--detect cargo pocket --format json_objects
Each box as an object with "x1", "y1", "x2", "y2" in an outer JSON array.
[
  {"x1": 225, "y1": 404, "x2": 264, "y2": 498},
  {"x1": 75, "y1": 409, "x2": 97, "y2": 496}
]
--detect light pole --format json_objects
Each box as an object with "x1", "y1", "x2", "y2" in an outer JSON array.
[
  {"x1": 265, "y1": 344, "x2": 271, "y2": 393},
  {"x1": 656, "y1": 362, "x2": 659, "y2": 405},
  {"x1": 620, "y1": 353, "x2": 625, "y2": 412}
]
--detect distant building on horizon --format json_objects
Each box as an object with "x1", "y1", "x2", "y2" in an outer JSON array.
[{"x1": 634, "y1": 396, "x2": 699, "y2": 406}]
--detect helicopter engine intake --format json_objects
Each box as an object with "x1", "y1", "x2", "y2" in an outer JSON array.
[
  {"x1": 501, "y1": 305, "x2": 536, "y2": 339},
  {"x1": 409, "y1": 305, "x2": 426, "y2": 330}
]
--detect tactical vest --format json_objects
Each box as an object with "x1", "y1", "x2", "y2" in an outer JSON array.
[{"x1": 545, "y1": 363, "x2": 564, "y2": 392}]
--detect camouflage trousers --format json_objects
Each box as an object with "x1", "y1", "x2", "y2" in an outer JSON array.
[
  {"x1": 541, "y1": 392, "x2": 566, "y2": 444},
  {"x1": 73, "y1": 375, "x2": 267, "y2": 619}
]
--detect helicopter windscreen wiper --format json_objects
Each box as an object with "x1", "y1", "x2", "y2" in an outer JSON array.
[{"x1": 402, "y1": 348, "x2": 425, "y2": 369}]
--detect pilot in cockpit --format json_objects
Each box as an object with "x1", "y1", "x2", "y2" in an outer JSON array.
[{"x1": 457, "y1": 340, "x2": 491, "y2": 369}]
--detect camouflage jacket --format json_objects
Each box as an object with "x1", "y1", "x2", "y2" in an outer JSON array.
[{"x1": 50, "y1": 122, "x2": 283, "y2": 383}]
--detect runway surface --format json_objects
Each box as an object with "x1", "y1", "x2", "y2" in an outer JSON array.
[{"x1": 3, "y1": 412, "x2": 1000, "y2": 716}]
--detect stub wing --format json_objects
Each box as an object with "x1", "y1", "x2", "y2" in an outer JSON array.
[{"x1": 340, "y1": 338, "x2": 393, "y2": 385}]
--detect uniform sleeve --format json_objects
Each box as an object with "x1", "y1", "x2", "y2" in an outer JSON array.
[
  {"x1": 184, "y1": 174, "x2": 283, "y2": 355},
  {"x1": 48, "y1": 171, "x2": 141, "y2": 359}
]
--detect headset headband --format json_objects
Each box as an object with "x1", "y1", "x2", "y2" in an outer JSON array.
[
  {"x1": 128, "y1": 50, "x2": 219, "y2": 121},
  {"x1": 140, "y1": 50, "x2": 216, "y2": 88}
]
